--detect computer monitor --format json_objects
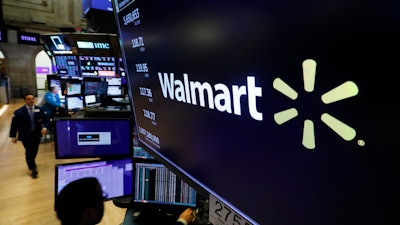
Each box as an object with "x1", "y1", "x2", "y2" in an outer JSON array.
[
  {"x1": 132, "y1": 161, "x2": 197, "y2": 208},
  {"x1": 46, "y1": 81, "x2": 65, "y2": 105},
  {"x1": 79, "y1": 55, "x2": 116, "y2": 77},
  {"x1": 83, "y1": 79, "x2": 108, "y2": 95},
  {"x1": 47, "y1": 77, "x2": 63, "y2": 96},
  {"x1": 106, "y1": 77, "x2": 122, "y2": 86},
  {"x1": 107, "y1": 85, "x2": 122, "y2": 96},
  {"x1": 41, "y1": 34, "x2": 72, "y2": 55},
  {"x1": 46, "y1": 74, "x2": 59, "y2": 86},
  {"x1": 65, "y1": 96, "x2": 84, "y2": 111},
  {"x1": 54, "y1": 118, "x2": 132, "y2": 158},
  {"x1": 85, "y1": 94, "x2": 96, "y2": 105},
  {"x1": 129, "y1": 158, "x2": 198, "y2": 225},
  {"x1": 84, "y1": 94, "x2": 101, "y2": 107},
  {"x1": 133, "y1": 146, "x2": 155, "y2": 159},
  {"x1": 55, "y1": 158, "x2": 134, "y2": 203},
  {"x1": 65, "y1": 82, "x2": 82, "y2": 96},
  {"x1": 48, "y1": 78, "x2": 82, "y2": 96},
  {"x1": 54, "y1": 55, "x2": 80, "y2": 77}
]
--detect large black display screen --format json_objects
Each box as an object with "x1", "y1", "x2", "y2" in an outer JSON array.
[
  {"x1": 54, "y1": 118, "x2": 132, "y2": 158},
  {"x1": 114, "y1": 1, "x2": 397, "y2": 224},
  {"x1": 41, "y1": 34, "x2": 72, "y2": 54}
]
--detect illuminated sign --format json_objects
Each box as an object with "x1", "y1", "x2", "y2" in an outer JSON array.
[
  {"x1": 17, "y1": 31, "x2": 41, "y2": 45},
  {"x1": 158, "y1": 73, "x2": 263, "y2": 121},
  {"x1": 77, "y1": 41, "x2": 110, "y2": 49},
  {"x1": 114, "y1": 0, "x2": 397, "y2": 224},
  {"x1": 273, "y1": 59, "x2": 359, "y2": 149}
]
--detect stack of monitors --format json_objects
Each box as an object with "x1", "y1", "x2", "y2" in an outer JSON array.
[{"x1": 53, "y1": 116, "x2": 134, "y2": 208}]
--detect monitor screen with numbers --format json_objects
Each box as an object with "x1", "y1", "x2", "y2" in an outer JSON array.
[
  {"x1": 54, "y1": 55, "x2": 80, "y2": 77},
  {"x1": 113, "y1": 0, "x2": 397, "y2": 224}
]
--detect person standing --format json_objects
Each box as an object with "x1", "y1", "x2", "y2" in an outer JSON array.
[
  {"x1": 40, "y1": 86, "x2": 66, "y2": 117},
  {"x1": 10, "y1": 93, "x2": 49, "y2": 178}
]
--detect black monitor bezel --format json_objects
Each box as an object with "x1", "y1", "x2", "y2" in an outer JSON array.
[{"x1": 54, "y1": 117, "x2": 133, "y2": 159}]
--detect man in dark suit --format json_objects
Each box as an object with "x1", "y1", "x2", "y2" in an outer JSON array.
[{"x1": 10, "y1": 93, "x2": 49, "y2": 178}]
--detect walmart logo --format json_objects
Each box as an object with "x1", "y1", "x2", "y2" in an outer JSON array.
[{"x1": 273, "y1": 59, "x2": 359, "y2": 150}]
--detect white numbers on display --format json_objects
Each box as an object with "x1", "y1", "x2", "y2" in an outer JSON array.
[
  {"x1": 139, "y1": 87, "x2": 152, "y2": 97},
  {"x1": 209, "y1": 195, "x2": 256, "y2": 225},
  {"x1": 135, "y1": 63, "x2": 148, "y2": 72}
]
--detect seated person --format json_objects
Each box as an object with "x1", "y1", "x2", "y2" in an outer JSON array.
[
  {"x1": 55, "y1": 177, "x2": 104, "y2": 225},
  {"x1": 55, "y1": 177, "x2": 196, "y2": 225},
  {"x1": 176, "y1": 208, "x2": 196, "y2": 225}
]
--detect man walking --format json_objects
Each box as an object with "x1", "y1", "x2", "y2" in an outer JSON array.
[{"x1": 10, "y1": 93, "x2": 49, "y2": 178}]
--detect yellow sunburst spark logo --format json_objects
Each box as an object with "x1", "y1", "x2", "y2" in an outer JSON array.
[{"x1": 273, "y1": 59, "x2": 359, "y2": 149}]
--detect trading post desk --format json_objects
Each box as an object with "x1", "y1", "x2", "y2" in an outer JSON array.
[
  {"x1": 83, "y1": 105, "x2": 132, "y2": 118},
  {"x1": 114, "y1": 196, "x2": 210, "y2": 225}
]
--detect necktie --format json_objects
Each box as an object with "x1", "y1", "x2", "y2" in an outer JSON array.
[{"x1": 29, "y1": 107, "x2": 35, "y2": 130}]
